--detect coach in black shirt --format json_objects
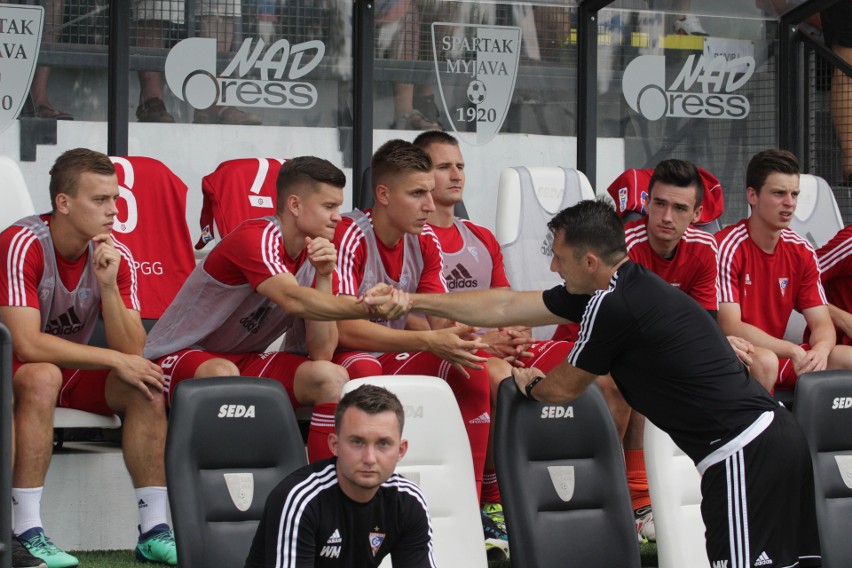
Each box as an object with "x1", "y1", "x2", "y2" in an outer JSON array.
[
  {"x1": 409, "y1": 199, "x2": 821, "y2": 568},
  {"x1": 244, "y1": 385, "x2": 436, "y2": 568}
]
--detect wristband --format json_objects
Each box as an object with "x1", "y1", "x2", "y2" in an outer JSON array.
[{"x1": 525, "y1": 375, "x2": 546, "y2": 401}]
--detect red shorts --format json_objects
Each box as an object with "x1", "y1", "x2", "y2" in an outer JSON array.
[
  {"x1": 518, "y1": 341, "x2": 573, "y2": 373},
  {"x1": 154, "y1": 349, "x2": 313, "y2": 406},
  {"x1": 13, "y1": 357, "x2": 113, "y2": 416},
  {"x1": 331, "y1": 351, "x2": 383, "y2": 379},
  {"x1": 776, "y1": 344, "x2": 811, "y2": 390}
]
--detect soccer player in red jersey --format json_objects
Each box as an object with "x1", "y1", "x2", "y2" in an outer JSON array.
[
  {"x1": 332, "y1": 140, "x2": 492, "y2": 510},
  {"x1": 0, "y1": 149, "x2": 176, "y2": 565},
  {"x1": 717, "y1": 149, "x2": 852, "y2": 392},
  {"x1": 146, "y1": 157, "x2": 406, "y2": 463},
  {"x1": 817, "y1": 225, "x2": 852, "y2": 345}
]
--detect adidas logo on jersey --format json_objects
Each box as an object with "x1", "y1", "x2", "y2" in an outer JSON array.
[
  {"x1": 468, "y1": 412, "x2": 491, "y2": 424},
  {"x1": 754, "y1": 551, "x2": 773, "y2": 566},
  {"x1": 712, "y1": 561, "x2": 728, "y2": 568},
  {"x1": 240, "y1": 306, "x2": 272, "y2": 334},
  {"x1": 45, "y1": 306, "x2": 83, "y2": 336},
  {"x1": 326, "y1": 529, "x2": 342, "y2": 544},
  {"x1": 446, "y1": 263, "x2": 478, "y2": 290}
]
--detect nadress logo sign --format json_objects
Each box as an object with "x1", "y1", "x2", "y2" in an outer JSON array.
[
  {"x1": 164, "y1": 37, "x2": 324, "y2": 111},
  {"x1": 622, "y1": 53, "x2": 754, "y2": 121}
]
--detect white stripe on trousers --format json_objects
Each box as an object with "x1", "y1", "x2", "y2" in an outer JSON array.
[{"x1": 725, "y1": 449, "x2": 750, "y2": 568}]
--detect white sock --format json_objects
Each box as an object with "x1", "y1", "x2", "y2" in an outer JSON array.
[
  {"x1": 136, "y1": 486, "x2": 169, "y2": 534},
  {"x1": 12, "y1": 487, "x2": 43, "y2": 535}
]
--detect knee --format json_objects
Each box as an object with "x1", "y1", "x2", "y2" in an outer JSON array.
[
  {"x1": 748, "y1": 347, "x2": 778, "y2": 392},
  {"x1": 195, "y1": 358, "x2": 240, "y2": 378},
  {"x1": 307, "y1": 362, "x2": 349, "y2": 403},
  {"x1": 827, "y1": 344, "x2": 852, "y2": 370},
  {"x1": 486, "y1": 358, "x2": 513, "y2": 390},
  {"x1": 13, "y1": 363, "x2": 62, "y2": 410}
]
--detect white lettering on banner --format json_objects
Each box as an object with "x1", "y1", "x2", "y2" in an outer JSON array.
[
  {"x1": 165, "y1": 37, "x2": 322, "y2": 111},
  {"x1": 622, "y1": 54, "x2": 754, "y2": 121},
  {"x1": 0, "y1": 5, "x2": 43, "y2": 133},
  {"x1": 432, "y1": 23, "x2": 521, "y2": 146}
]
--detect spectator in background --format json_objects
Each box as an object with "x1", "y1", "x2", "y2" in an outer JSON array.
[
  {"x1": 376, "y1": 0, "x2": 443, "y2": 130},
  {"x1": 9, "y1": 0, "x2": 74, "y2": 119},
  {"x1": 821, "y1": 0, "x2": 852, "y2": 183},
  {"x1": 133, "y1": 0, "x2": 262, "y2": 125}
]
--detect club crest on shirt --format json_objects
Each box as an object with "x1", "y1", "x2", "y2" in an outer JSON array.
[
  {"x1": 640, "y1": 191, "x2": 649, "y2": 215},
  {"x1": 778, "y1": 277, "x2": 789, "y2": 297},
  {"x1": 369, "y1": 529, "x2": 385, "y2": 557},
  {"x1": 745, "y1": 273, "x2": 752, "y2": 286},
  {"x1": 468, "y1": 246, "x2": 479, "y2": 260}
]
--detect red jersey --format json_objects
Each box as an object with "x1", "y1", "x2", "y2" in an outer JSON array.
[
  {"x1": 817, "y1": 225, "x2": 852, "y2": 341},
  {"x1": 624, "y1": 218, "x2": 719, "y2": 311},
  {"x1": 0, "y1": 214, "x2": 138, "y2": 317},
  {"x1": 204, "y1": 217, "x2": 312, "y2": 289},
  {"x1": 110, "y1": 156, "x2": 195, "y2": 319},
  {"x1": 197, "y1": 158, "x2": 285, "y2": 249},
  {"x1": 717, "y1": 219, "x2": 826, "y2": 339},
  {"x1": 335, "y1": 210, "x2": 447, "y2": 297}
]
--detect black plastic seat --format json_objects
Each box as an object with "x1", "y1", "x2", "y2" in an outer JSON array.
[
  {"x1": 166, "y1": 376, "x2": 307, "y2": 568},
  {"x1": 494, "y1": 379, "x2": 640, "y2": 568}
]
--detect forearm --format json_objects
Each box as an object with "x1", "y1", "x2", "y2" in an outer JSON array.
[
  {"x1": 14, "y1": 332, "x2": 123, "y2": 371},
  {"x1": 412, "y1": 289, "x2": 561, "y2": 328},
  {"x1": 828, "y1": 304, "x2": 852, "y2": 337},
  {"x1": 337, "y1": 319, "x2": 432, "y2": 353},
  {"x1": 99, "y1": 284, "x2": 146, "y2": 354},
  {"x1": 807, "y1": 319, "x2": 837, "y2": 355},
  {"x1": 266, "y1": 282, "x2": 375, "y2": 322},
  {"x1": 720, "y1": 318, "x2": 799, "y2": 358}
]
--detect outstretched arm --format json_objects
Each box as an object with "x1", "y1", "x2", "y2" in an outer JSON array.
[{"x1": 409, "y1": 288, "x2": 570, "y2": 329}]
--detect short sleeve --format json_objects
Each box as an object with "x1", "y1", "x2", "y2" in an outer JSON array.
[
  {"x1": 417, "y1": 229, "x2": 449, "y2": 294},
  {"x1": 566, "y1": 288, "x2": 634, "y2": 376},
  {"x1": 542, "y1": 285, "x2": 589, "y2": 322}
]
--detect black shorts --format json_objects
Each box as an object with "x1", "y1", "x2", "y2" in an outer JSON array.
[
  {"x1": 700, "y1": 409, "x2": 821, "y2": 568},
  {"x1": 822, "y1": 1, "x2": 852, "y2": 48}
]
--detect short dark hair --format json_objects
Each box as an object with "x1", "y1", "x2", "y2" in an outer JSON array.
[
  {"x1": 371, "y1": 139, "x2": 432, "y2": 190},
  {"x1": 648, "y1": 159, "x2": 705, "y2": 209},
  {"x1": 547, "y1": 199, "x2": 627, "y2": 265},
  {"x1": 335, "y1": 384, "x2": 405, "y2": 435},
  {"x1": 49, "y1": 148, "x2": 116, "y2": 211},
  {"x1": 412, "y1": 130, "x2": 459, "y2": 150},
  {"x1": 746, "y1": 149, "x2": 799, "y2": 194},
  {"x1": 276, "y1": 156, "x2": 346, "y2": 210}
]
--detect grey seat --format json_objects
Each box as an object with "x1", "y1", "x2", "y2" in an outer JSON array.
[
  {"x1": 494, "y1": 379, "x2": 640, "y2": 568},
  {"x1": 166, "y1": 376, "x2": 307, "y2": 568},
  {"x1": 793, "y1": 370, "x2": 852, "y2": 567}
]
